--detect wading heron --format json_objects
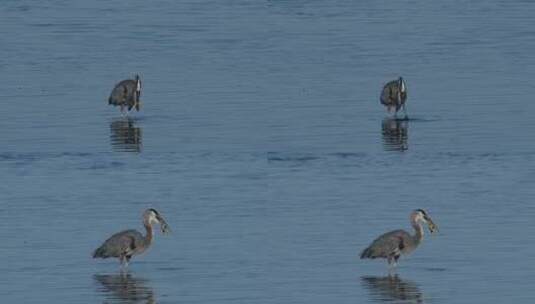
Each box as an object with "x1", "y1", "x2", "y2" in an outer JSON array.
[
  {"x1": 108, "y1": 75, "x2": 142, "y2": 113},
  {"x1": 380, "y1": 77, "x2": 408, "y2": 118},
  {"x1": 93, "y1": 209, "x2": 170, "y2": 267},
  {"x1": 360, "y1": 209, "x2": 438, "y2": 267}
]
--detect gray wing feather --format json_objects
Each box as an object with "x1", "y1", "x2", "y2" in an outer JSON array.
[
  {"x1": 108, "y1": 80, "x2": 136, "y2": 106},
  {"x1": 360, "y1": 230, "x2": 410, "y2": 259},
  {"x1": 380, "y1": 80, "x2": 399, "y2": 106},
  {"x1": 93, "y1": 229, "x2": 144, "y2": 258}
]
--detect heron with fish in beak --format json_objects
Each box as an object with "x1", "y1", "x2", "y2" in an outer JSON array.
[
  {"x1": 93, "y1": 208, "x2": 170, "y2": 268},
  {"x1": 360, "y1": 209, "x2": 438, "y2": 267}
]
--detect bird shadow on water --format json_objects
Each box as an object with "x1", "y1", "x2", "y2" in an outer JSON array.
[
  {"x1": 110, "y1": 117, "x2": 143, "y2": 153},
  {"x1": 361, "y1": 274, "x2": 425, "y2": 304},
  {"x1": 381, "y1": 117, "x2": 409, "y2": 152},
  {"x1": 94, "y1": 272, "x2": 156, "y2": 304}
]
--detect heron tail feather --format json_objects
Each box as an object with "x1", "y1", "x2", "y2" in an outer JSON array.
[
  {"x1": 360, "y1": 246, "x2": 374, "y2": 259},
  {"x1": 92, "y1": 246, "x2": 108, "y2": 259}
]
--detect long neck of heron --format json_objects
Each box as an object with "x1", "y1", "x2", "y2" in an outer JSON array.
[
  {"x1": 143, "y1": 220, "x2": 154, "y2": 246},
  {"x1": 411, "y1": 219, "x2": 424, "y2": 245}
]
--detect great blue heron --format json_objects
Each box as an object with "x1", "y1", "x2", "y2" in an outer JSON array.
[
  {"x1": 380, "y1": 77, "x2": 408, "y2": 118},
  {"x1": 93, "y1": 209, "x2": 170, "y2": 267},
  {"x1": 360, "y1": 209, "x2": 438, "y2": 267},
  {"x1": 108, "y1": 75, "x2": 142, "y2": 113}
]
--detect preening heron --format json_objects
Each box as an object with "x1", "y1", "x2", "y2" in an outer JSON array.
[
  {"x1": 380, "y1": 77, "x2": 408, "y2": 118},
  {"x1": 360, "y1": 209, "x2": 438, "y2": 267},
  {"x1": 93, "y1": 209, "x2": 170, "y2": 267},
  {"x1": 108, "y1": 75, "x2": 142, "y2": 113}
]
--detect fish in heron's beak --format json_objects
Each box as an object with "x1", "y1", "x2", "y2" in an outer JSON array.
[
  {"x1": 425, "y1": 216, "x2": 438, "y2": 233},
  {"x1": 156, "y1": 215, "x2": 171, "y2": 234}
]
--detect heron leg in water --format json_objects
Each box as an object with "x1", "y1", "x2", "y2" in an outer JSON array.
[
  {"x1": 120, "y1": 106, "x2": 128, "y2": 117},
  {"x1": 387, "y1": 254, "x2": 400, "y2": 270},
  {"x1": 119, "y1": 255, "x2": 130, "y2": 269},
  {"x1": 120, "y1": 105, "x2": 126, "y2": 117},
  {"x1": 387, "y1": 260, "x2": 397, "y2": 274},
  {"x1": 402, "y1": 104, "x2": 409, "y2": 120},
  {"x1": 394, "y1": 254, "x2": 400, "y2": 266}
]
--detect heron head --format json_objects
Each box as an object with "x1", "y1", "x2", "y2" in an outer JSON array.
[
  {"x1": 145, "y1": 208, "x2": 171, "y2": 234},
  {"x1": 414, "y1": 209, "x2": 438, "y2": 233},
  {"x1": 398, "y1": 77, "x2": 406, "y2": 94}
]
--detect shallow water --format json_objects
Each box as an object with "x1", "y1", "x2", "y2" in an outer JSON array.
[{"x1": 1, "y1": 0, "x2": 535, "y2": 303}]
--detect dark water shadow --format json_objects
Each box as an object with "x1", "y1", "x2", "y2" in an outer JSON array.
[
  {"x1": 361, "y1": 274, "x2": 425, "y2": 303},
  {"x1": 381, "y1": 118, "x2": 409, "y2": 151},
  {"x1": 399, "y1": 116, "x2": 440, "y2": 123},
  {"x1": 267, "y1": 152, "x2": 322, "y2": 163},
  {"x1": 110, "y1": 117, "x2": 143, "y2": 153},
  {"x1": 94, "y1": 272, "x2": 156, "y2": 304}
]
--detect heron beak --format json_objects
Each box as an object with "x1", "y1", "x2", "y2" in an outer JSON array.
[
  {"x1": 425, "y1": 216, "x2": 438, "y2": 233},
  {"x1": 156, "y1": 215, "x2": 171, "y2": 234}
]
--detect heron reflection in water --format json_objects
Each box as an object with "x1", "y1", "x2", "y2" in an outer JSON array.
[
  {"x1": 381, "y1": 118, "x2": 409, "y2": 151},
  {"x1": 94, "y1": 273, "x2": 155, "y2": 304},
  {"x1": 110, "y1": 117, "x2": 142, "y2": 152},
  {"x1": 361, "y1": 275, "x2": 425, "y2": 303}
]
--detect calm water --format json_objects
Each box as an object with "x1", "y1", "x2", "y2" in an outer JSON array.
[{"x1": 1, "y1": 0, "x2": 535, "y2": 303}]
